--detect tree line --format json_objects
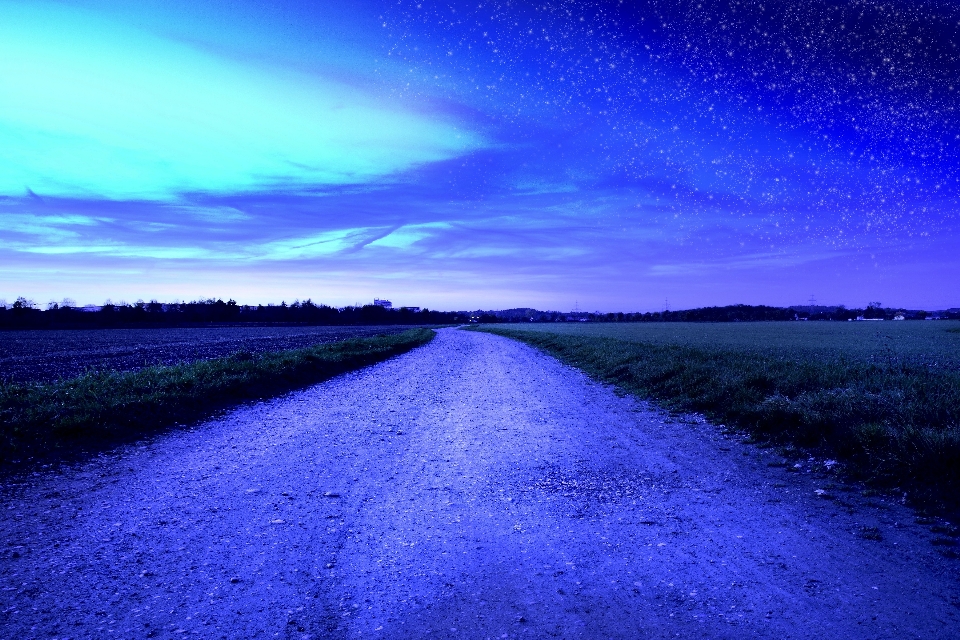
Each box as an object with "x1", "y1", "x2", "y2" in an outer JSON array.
[
  {"x1": 470, "y1": 303, "x2": 953, "y2": 323},
  {"x1": 0, "y1": 298, "x2": 465, "y2": 328},
  {"x1": 1, "y1": 299, "x2": 954, "y2": 329}
]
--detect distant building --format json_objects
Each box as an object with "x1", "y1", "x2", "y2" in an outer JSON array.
[{"x1": 373, "y1": 298, "x2": 392, "y2": 309}]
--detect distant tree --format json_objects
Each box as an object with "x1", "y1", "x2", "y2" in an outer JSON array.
[
  {"x1": 864, "y1": 302, "x2": 885, "y2": 319},
  {"x1": 359, "y1": 304, "x2": 389, "y2": 324}
]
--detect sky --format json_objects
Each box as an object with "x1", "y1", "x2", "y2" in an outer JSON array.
[{"x1": 1, "y1": 0, "x2": 958, "y2": 311}]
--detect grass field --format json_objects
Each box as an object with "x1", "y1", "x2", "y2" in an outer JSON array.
[
  {"x1": 473, "y1": 321, "x2": 960, "y2": 510},
  {"x1": 0, "y1": 328, "x2": 434, "y2": 465},
  {"x1": 494, "y1": 321, "x2": 960, "y2": 369},
  {"x1": 0, "y1": 325, "x2": 422, "y2": 384}
]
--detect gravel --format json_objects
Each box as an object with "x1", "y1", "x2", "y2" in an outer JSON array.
[
  {"x1": 0, "y1": 325, "x2": 418, "y2": 384},
  {"x1": 1, "y1": 328, "x2": 958, "y2": 638}
]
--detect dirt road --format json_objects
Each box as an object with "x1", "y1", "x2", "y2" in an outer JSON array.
[{"x1": 2, "y1": 328, "x2": 958, "y2": 638}]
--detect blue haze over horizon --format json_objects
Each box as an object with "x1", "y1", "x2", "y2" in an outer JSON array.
[{"x1": 1, "y1": 0, "x2": 958, "y2": 311}]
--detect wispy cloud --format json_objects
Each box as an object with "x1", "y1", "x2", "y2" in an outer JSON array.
[{"x1": 0, "y1": 3, "x2": 484, "y2": 201}]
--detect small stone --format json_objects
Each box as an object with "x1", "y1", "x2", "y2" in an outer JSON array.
[
  {"x1": 323, "y1": 491, "x2": 340, "y2": 498},
  {"x1": 230, "y1": 576, "x2": 241, "y2": 583},
  {"x1": 325, "y1": 562, "x2": 335, "y2": 569},
  {"x1": 271, "y1": 519, "x2": 285, "y2": 524},
  {"x1": 396, "y1": 430, "x2": 403, "y2": 435}
]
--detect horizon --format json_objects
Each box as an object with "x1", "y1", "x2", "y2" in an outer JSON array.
[
  {"x1": 3, "y1": 296, "x2": 958, "y2": 316},
  {"x1": 2, "y1": 1, "x2": 958, "y2": 309}
]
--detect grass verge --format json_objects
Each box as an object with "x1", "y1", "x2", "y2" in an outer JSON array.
[
  {"x1": 473, "y1": 327, "x2": 960, "y2": 510},
  {"x1": 0, "y1": 328, "x2": 434, "y2": 464}
]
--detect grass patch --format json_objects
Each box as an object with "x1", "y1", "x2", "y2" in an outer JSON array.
[
  {"x1": 471, "y1": 326, "x2": 960, "y2": 511},
  {"x1": 0, "y1": 328, "x2": 434, "y2": 464}
]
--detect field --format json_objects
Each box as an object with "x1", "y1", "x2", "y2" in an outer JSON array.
[
  {"x1": 0, "y1": 325, "x2": 421, "y2": 384},
  {"x1": 0, "y1": 328, "x2": 435, "y2": 464},
  {"x1": 492, "y1": 321, "x2": 960, "y2": 369},
  {"x1": 475, "y1": 321, "x2": 960, "y2": 510}
]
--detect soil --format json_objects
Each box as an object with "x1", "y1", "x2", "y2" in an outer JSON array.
[
  {"x1": 1, "y1": 328, "x2": 958, "y2": 639},
  {"x1": 0, "y1": 325, "x2": 417, "y2": 384}
]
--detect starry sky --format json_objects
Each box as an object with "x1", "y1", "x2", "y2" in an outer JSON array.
[{"x1": 2, "y1": 0, "x2": 958, "y2": 311}]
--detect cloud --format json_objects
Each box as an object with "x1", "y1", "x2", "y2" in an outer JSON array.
[
  {"x1": 366, "y1": 223, "x2": 452, "y2": 250},
  {"x1": 20, "y1": 244, "x2": 211, "y2": 259},
  {"x1": 255, "y1": 228, "x2": 387, "y2": 260},
  {"x1": 0, "y1": 2, "x2": 484, "y2": 200}
]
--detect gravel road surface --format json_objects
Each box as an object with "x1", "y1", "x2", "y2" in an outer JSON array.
[{"x1": 2, "y1": 328, "x2": 958, "y2": 639}]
